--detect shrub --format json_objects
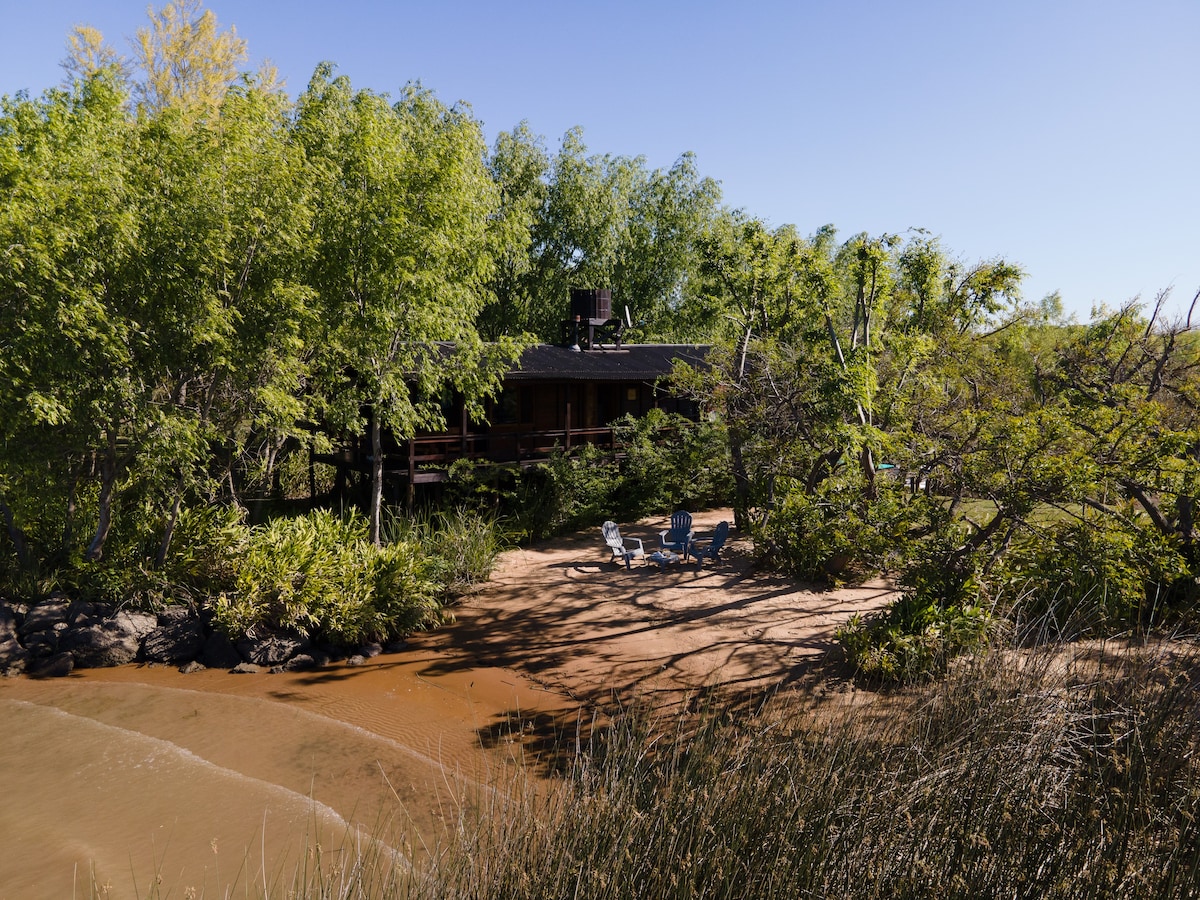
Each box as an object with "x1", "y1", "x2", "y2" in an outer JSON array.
[
  {"x1": 443, "y1": 412, "x2": 733, "y2": 543},
  {"x1": 159, "y1": 503, "x2": 247, "y2": 598},
  {"x1": 609, "y1": 409, "x2": 733, "y2": 520},
  {"x1": 385, "y1": 505, "x2": 504, "y2": 599},
  {"x1": 757, "y1": 477, "x2": 936, "y2": 583},
  {"x1": 837, "y1": 592, "x2": 994, "y2": 682},
  {"x1": 996, "y1": 517, "x2": 1188, "y2": 639},
  {"x1": 209, "y1": 509, "x2": 445, "y2": 645},
  {"x1": 510, "y1": 445, "x2": 620, "y2": 541}
]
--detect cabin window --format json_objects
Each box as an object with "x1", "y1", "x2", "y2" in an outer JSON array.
[{"x1": 494, "y1": 386, "x2": 531, "y2": 425}]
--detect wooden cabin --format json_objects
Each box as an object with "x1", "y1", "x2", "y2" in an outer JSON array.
[{"x1": 318, "y1": 291, "x2": 708, "y2": 505}]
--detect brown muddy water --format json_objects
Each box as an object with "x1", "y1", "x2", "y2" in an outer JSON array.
[{"x1": 0, "y1": 647, "x2": 569, "y2": 898}]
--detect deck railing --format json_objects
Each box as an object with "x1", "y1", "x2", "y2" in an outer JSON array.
[{"x1": 396, "y1": 426, "x2": 621, "y2": 482}]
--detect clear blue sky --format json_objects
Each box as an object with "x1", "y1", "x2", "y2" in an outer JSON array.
[{"x1": 2, "y1": 0, "x2": 1197, "y2": 320}]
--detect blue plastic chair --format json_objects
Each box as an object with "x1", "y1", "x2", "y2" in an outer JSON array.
[
  {"x1": 658, "y1": 510, "x2": 694, "y2": 558},
  {"x1": 692, "y1": 521, "x2": 730, "y2": 569}
]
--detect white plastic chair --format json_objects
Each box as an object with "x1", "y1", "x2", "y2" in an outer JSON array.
[{"x1": 602, "y1": 521, "x2": 645, "y2": 569}]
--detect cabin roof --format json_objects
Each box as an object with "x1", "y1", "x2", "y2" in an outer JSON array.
[{"x1": 508, "y1": 344, "x2": 709, "y2": 382}]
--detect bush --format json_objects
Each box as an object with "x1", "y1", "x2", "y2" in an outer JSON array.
[
  {"x1": 609, "y1": 409, "x2": 733, "y2": 521},
  {"x1": 837, "y1": 592, "x2": 994, "y2": 682},
  {"x1": 511, "y1": 445, "x2": 621, "y2": 541},
  {"x1": 209, "y1": 509, "x2": 444, "y2": 645},
  {"x1": 443, "y1": 412, "x2": 733, "y2": 543},
  {"x1": 386, "y1": 505, "x2": 504, "y2": 599},
  {"x1": 996, "y1": 517, "x2": 1188, "y2": 639},
  {"x1": 757, "y1": 477, "x2": 937, "y2": 583},
  {"x1": 159, "y1": 503, "x2": 247, "y2": 598}
]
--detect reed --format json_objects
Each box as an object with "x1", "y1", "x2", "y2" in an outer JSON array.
[
  {"x1": 112, "y1": 638, "x2": 1200, "y2": 898},
  {"x1": 412, "y1": 640, "x2": 1200, "y2": 899}
]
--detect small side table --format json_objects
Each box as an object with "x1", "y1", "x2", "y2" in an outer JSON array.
[{"x1": 647, "y1": 550, "x2": 680, "y2": 570}]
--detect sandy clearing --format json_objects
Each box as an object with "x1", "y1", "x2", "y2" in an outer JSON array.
[{"x1": 413, "y1": 508, "x2": 899, "y2": 712}]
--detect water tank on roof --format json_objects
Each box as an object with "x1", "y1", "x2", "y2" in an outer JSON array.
[{"x1": 570, "y1": 288, "x2": 612, "y2": 322}]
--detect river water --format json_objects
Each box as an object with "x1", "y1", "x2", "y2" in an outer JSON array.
[{"x1": 0, "y1": 644, "x2": 566, "y2": 898}]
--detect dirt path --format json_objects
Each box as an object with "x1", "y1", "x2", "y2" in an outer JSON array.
[{"x1": 413, "y1": 509, "x2": 899, "y2": 713}]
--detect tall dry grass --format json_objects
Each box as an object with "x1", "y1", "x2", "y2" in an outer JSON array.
[{"x1": 410, "y1": 639, "x2": 1200, "y2": 899}]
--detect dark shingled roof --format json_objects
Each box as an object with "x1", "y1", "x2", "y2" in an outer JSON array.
[{"x1": 508, "y1": 344, "x2": 709, "y2": 382}]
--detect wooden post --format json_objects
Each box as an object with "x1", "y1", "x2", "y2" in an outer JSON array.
[
  {"x1": 407, "y1": 438, "x2": 416, "y2": 510},
  {"x1": 565, "y1": 395, "x2": 572, "y2": 451}
]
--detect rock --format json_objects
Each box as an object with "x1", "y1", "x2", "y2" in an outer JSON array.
[
  {"x1": 0, "y1": 639, "x2": 29, "y2": 675},
  {"x1": 0, "y1": 606, "x2": 18, "y2": 643},
  {"x1": 383, "y1": 639, "x2": 410, "y2": 654},
  {"x1": 178, "y1": 660, "x2": 207, "y2": 674},
  {"x1": 230, "y1": 662, "x2": 263, "y2": 674},
  {"x1": 114, "y1": 610, "x2": 159, "y2": 639},
  {"x1": 60, "y1": 616, "x2": 143, "y2": 668},
  {"x1": 28, "y1": 651, "x2": 74, "y2": 678},
  {"x1": 141, "y1": 608, "x2": 204, "y2": 664},
  {"x1": 309, "y1": 648, "x2": 335, "y2": 668},
  {"x1": 236, "y1": 628, "x2": 311, "y2": 667},
  {"x1": 200, "y1": 631, "x2": 242, "y2": 670},
  {"x1": 20, "y1": 597, "x2": 71, "y2": 637},
  {"x1": 345, "y1": 654, "x2": 367, "y2": 667},
  {"x1": 282, "y1": 654, "x2": 318, "y2": 672},
  {"x1": 358, "y1": 641, "x2": 383, "y2": 659},
  {"x1": 66, "y1": 599, "x2": 98, "y2": 624},
  {"x1": 23, "y1": 629, "x2": 60, "y2": 659}
]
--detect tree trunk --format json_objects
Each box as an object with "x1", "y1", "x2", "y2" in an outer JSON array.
[
  {"x1": 370, "y1": 408, "x2": 384, "y2": 547},
  {"x1": 727, "y1": 419, "x2": 752, "y2": 533},
  {"x1": 860, "y1": 445, "x2": 878, "y2": 501},
  {"x1": 0, "y1": 495, "x2": 31, "y2": 570},
  {"x1": 155, "y1": 488, "x2": 185, "y2": 569},
  {"x1": 85, "y1": 456, "x2": 118, "y2": 562}
]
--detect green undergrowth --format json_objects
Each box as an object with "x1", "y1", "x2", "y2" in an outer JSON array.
[{"x1": 5, "y1": 503, "x2": 505, "y2": 648}]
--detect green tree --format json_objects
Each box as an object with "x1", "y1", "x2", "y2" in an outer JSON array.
[
  {"x1": 478, "y1": 122, "x2": 548, "y2": 340},
  {"x1": 481, "y1": 126, "x2": 720, "y2": 342},
  {"x1": 126, "y1": 76, "x2": 316, "y2": 561},
  {"x1": 0, "y1": 63, "x2": 314, "y2": 575},
  {"x1": 132, "y1": 0, "x2": 248, "y2": 119},
  {"x1": 681, "y1": 222, "x2": 1028, "y2": 578},
  {"x1": 61, "y1": 1, "x2": 256, "y2": 122},
  {"x1": 0, "y1": 73, "x2": 141, "y2": 564},
  {"x1": 297, "y1": 66, "x2": 520, "y2": 544}
]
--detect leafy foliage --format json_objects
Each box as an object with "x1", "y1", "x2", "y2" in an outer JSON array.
[
  {"x1": 837, "y1": 593, "x2": 994, "y2": 681},
  {"x1": 998, "y1": 517, "x2": 1189, "y2": 639},
  {"x1": 209, "y1": 509, "x2": 444, "y2": 644},
  {"x1": 441, "y1": 412, "x2": 731, "y2": 542}
]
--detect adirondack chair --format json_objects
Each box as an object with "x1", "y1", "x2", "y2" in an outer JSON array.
[
  {"x1": 691, "y1": 520, "x2": 730, "y2": 569},
  {"x1": 658, "y1": 510, "x2": 694, "y2": 559},
  {"x1": 603, "y1": 520, "x2": 645, "y2": 569}
]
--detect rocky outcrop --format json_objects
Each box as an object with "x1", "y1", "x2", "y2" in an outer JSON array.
[
  {"x1": 59, "y1": 606, "x2": 157, "y2": 668},
  {"x1": 236, "y1": 628, "x2": 311, "y2": 667},
  {"x1": 0, "y1": 596, "x2": 397, "y2": 677},
  {"x1": 141, "y1": 607, "x2": 205, "y2": 664}
]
